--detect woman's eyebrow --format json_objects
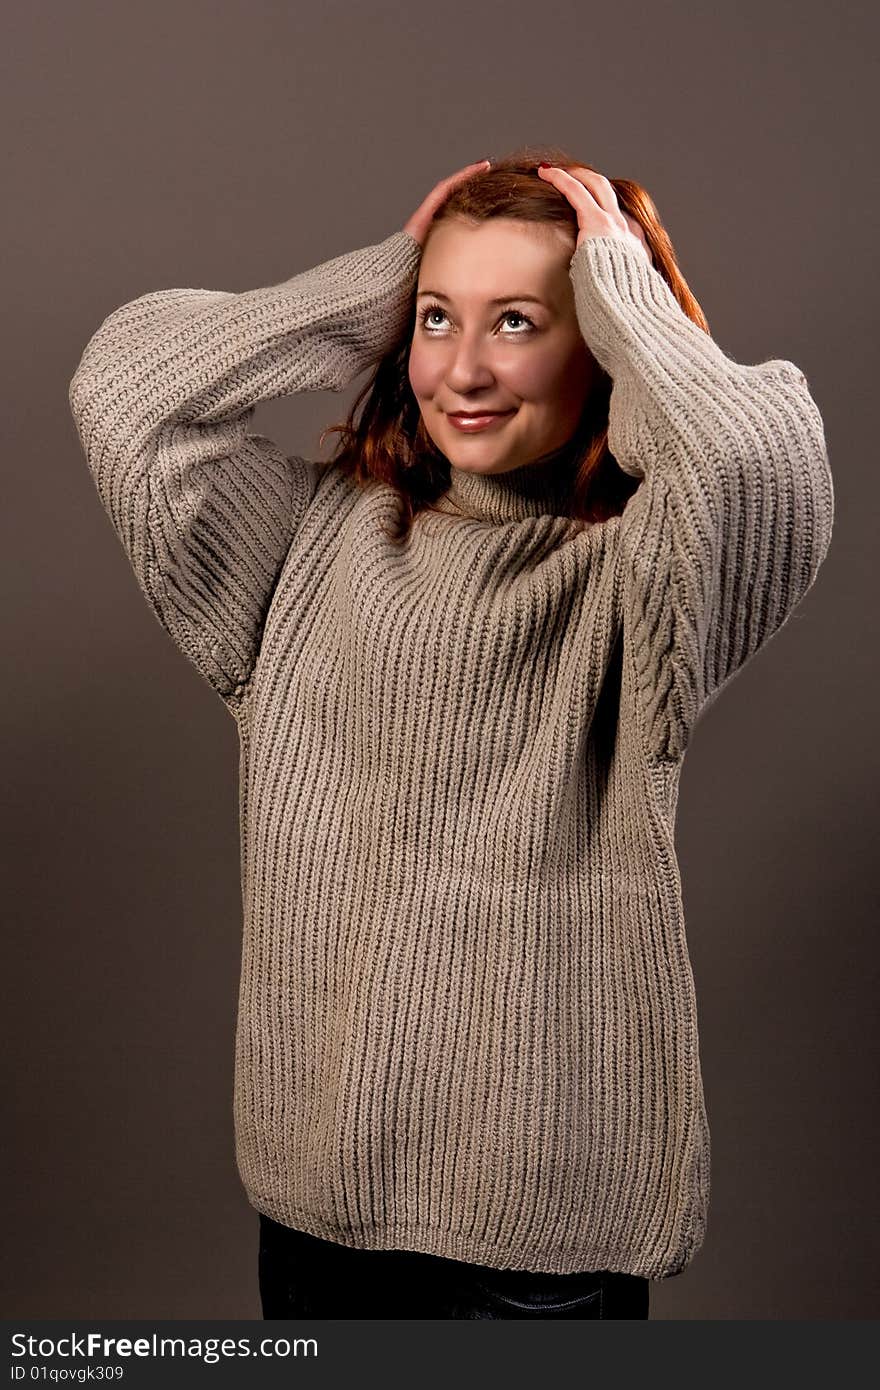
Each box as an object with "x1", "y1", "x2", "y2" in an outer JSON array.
[{"x1": 416, "y1": 289, "x2": 547, "y2": 306}]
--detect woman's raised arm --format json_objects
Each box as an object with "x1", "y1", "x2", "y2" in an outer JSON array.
[
  {"x1": 568, "y1": 233, "x2": 834, "y2": 763},
  {"x1": 68, "y1": 229, "x2": 422, "y2": 715}
]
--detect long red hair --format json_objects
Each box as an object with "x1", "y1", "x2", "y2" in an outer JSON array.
[{"x1": 317, "y1": 143, "x2": 711, "y2": 543}]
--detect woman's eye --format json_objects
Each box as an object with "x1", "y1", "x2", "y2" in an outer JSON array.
[
  {"x1": 419, "y1": 304, "x2": 534, "y2": 334},
  {"x1": 500, "y1": 310, "x2": 532, "y2": 332}
]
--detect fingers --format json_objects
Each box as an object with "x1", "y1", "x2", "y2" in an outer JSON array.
[
  {"x1": 537, "y1": 164, "x2": 600, "y2": 220},
  {"x1": 537, "y1": 164, "x2": 652, "y2": 263},
  {"x1": 446, "y1": 159, "x2": 492, "y2": 184},
  {"x1": 434, "y1": 159, "x2": 491, "y2": 204},
  {"x1": 538, "y1": 164, "x2": 619, "y2": 217}
]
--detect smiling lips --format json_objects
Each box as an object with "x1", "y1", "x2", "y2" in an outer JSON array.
[{"x1": 447, "y1": 409, "x2": 516, "y2": 432}]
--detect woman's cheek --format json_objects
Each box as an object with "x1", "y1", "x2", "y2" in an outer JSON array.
[
  {"x1": 407, "y1": 342, "x2": 438, "y2": 401},
  {"x1": 510, "y1": 351, "x2": 567, "y2": 399}
]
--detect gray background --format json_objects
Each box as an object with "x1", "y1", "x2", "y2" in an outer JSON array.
[{"x1": 2, "y1": 0, "x2": 876, "y2": 1319}]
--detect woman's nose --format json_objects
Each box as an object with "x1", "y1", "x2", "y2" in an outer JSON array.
[{"x1": 444, "y1": 345, "x2": 497, "y2": 388}]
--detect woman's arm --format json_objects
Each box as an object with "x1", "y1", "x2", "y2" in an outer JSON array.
[
  {"x1": 569, "y1": 235, "x2": 835, "y2": 763},
  {"x1": 68, "y1": 229, "x2": 422, "y2": 714}
]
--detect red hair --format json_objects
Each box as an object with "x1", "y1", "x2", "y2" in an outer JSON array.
[{"x1": 317, "y1": 143, "x2": 711, "y2": 543}]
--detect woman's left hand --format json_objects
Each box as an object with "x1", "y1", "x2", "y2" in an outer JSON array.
[{"x1": 537, "y1": 164, "x2": 653, "y2": 264}]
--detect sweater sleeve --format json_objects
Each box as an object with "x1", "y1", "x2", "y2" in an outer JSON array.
[
  {"x1": 569, "y1": 235, "x2": 835, "y2": 763},
  {"x1": 68, "y1": 228, "x2": 423, "y2": 714}
]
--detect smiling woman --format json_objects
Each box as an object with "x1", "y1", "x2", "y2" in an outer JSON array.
[
  {"x1": 68, "y1": 138, "x2": 833, "y2": 1320},
  {"x1": 319, "y1": 143, "x2": 708, "y2": 538},
  {"x1": 408, "y1": 217, "x2": 599, "y2": 491}
]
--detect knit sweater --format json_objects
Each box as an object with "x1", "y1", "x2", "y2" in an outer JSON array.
[{"x1": 68, "y1": 226, "x2": 834, "y2": 1279}]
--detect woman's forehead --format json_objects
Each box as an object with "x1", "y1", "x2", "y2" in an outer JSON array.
[{"x1": 418, "y1": 221, "x2": 573, "y2": 304}]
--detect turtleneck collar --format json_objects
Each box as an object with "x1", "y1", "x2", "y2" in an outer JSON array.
[{"x1": 434, "y1": 436, "x2": 583, "y2": 525}]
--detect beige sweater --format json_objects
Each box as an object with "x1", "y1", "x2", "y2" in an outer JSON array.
[{"x1": 68, "y1": 227, "x2": 834, "y2": 1278}]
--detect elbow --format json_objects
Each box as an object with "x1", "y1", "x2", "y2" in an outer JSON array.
[
  {"x1": 746, "y1": 358, "x2": 835, "y2": 581},
  {"x1": 804, "y1": 422, "x2": 835, "y2": 581},
  {"x1": 780, "y1": 366, "x2": 835, "y2": 581}
]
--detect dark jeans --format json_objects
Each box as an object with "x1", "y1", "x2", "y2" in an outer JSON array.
[{"x1": 258, "y1": 1213, "x2": 650, "y2": 1319}]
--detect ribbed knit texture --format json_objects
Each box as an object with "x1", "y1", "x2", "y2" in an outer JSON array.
[{"x1": 68, "y1": 228, "x2": 834, "y2": 1278}]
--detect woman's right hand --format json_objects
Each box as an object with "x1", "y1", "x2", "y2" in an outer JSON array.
[{"x1": 402, "y1": 159, "x2": 491, "y2": 248}]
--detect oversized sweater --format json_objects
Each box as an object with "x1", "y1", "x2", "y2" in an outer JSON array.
[{"x1": 68, "y1": 226, "x2": 834, "y2": 1279}]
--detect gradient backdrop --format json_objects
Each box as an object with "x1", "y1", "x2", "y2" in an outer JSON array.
[{"x1": 2, "y1": 0, "x2": 876, "y2": 1320}]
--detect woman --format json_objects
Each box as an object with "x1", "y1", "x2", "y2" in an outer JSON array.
[{"x1": 68, "y1": 146, "x2": 834, "y2": 1320}]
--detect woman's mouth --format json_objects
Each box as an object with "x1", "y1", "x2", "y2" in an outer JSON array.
[{"x1": 446, "y1": 410, "x2": 516, "y2": 432}]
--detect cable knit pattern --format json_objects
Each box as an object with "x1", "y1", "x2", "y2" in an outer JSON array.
[{"x1": 68, "y1": 228, "x2": 834, "y2": 1278}]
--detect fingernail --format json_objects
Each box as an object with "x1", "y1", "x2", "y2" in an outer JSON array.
[{"x1": 538, "y1": 162, "x2": 552, "y2": 169}]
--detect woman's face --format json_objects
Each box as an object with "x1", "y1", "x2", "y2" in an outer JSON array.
[{"x1": 408, "y1": 218, "x2": 598, "y2": 477}]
